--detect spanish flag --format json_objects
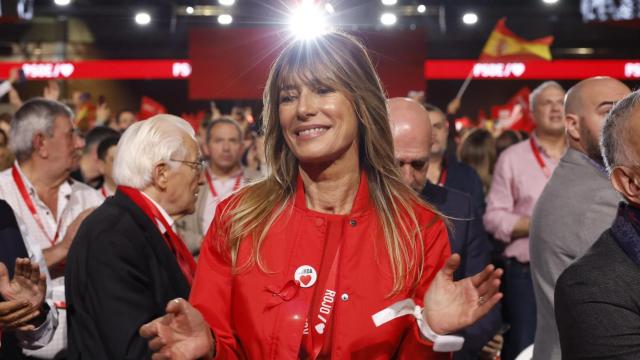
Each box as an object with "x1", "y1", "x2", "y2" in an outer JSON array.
[{"x1": 480, "y1": 18, "x2": 553, "y2": 61}]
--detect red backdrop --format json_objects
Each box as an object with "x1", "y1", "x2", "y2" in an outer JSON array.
[{"x1": 188, "y1": 27, "x2": 427, "y2": 100}]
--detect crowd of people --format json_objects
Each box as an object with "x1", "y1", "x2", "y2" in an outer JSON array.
[{"x1": 0, "y1": 30, "x2": 639, "y2": 360}]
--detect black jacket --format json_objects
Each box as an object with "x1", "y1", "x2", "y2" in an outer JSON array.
[
  {"x1": 555, "y1": 229, "x2": 640, "y2": 359},
  {"x1": 65, "y1": 190, "x2": 190, "y2": 360},
  {"x1": 0, "y1": 200, "x2": 30, "y2": 359},
  {"x1": 421, "y1": 183, "x2": 500, "y2": 359}
]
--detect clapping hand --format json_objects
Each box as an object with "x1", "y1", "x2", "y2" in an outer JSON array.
[
  {"x1": 423, "y1": 254, "x2": 502, "y2": 335},
  {"x1": 140, "y1": 298, "x2": 215, "y2": 360},
  {"x1": 0, "y1": 258, "x2": 46, "y2": 331}
]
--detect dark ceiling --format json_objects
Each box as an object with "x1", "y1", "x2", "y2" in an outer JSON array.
[{"x1": 1, "y1": 0, "x2": 639, "y2": 60}]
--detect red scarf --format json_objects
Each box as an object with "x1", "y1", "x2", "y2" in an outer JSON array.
[{"x1": 117, "y1": 186, "x2": 196, "y2": 285}]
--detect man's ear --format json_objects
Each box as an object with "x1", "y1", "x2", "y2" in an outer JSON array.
[
  {"x1": 151, "y1": 162, "x2": 170, "y2": 191},
  {"x1": 611, "y1": 166, "x2": 640, "y2": 203},
  {"x1": 565, "y1": 114, "x2": 581, "y2": 142},
  {"x1": 33, "y1": 133, "x2": 48, "y2": 158}
]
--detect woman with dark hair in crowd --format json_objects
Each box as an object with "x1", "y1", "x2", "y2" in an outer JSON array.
[
  {"x1": 458, "y1": 128, "x2": 497, "y2": 194},
  {"x1": 140, "y1": 32, "x2": 502, "y2": 359},
  {"x1": 495, "y1": 129, "x2": 522, "y2": 157}
]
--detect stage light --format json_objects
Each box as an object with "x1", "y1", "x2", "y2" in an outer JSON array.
[
  {"x1": 462, "y1": 12, "x2": 478, "y2": 25},
  {"x1": 288, "y1": 1, "x2": 329, "y2": 40},
  {"x1": 135, "y1": 12, "x2": 152, "y2": 26},
  {"x1": 325, "y1": 3, "x2": 335, "y2": 14},
  {"x1": 417, "y1": 5, "x2": 426, "y2": 13},
  {"x1": 380, "y1": 12, "x2": 397, "y2": 26},
  {"x1": 381, "y1": 0, "x2": 397, "y2": 5},
  {"x1": 54, "y1": 0, "x2": 71, "y2": 6},
  {"x1": 186, "y1": 6, "x2": 194, "y2": 14},
  {"x1": 543, "y1": 0, "x2": 559, "y2": 4},
  {"x1": 218, "y1": 0, "x2": 235, "y2": 6},
  {"x1": 218, "y1": 14, "x2": 233, "y2": 25}
]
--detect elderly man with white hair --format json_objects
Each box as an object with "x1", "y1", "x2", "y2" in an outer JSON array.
[
  {"x1": 64, "y1": 114, "x2": 204, "y2": 359},
  {"x1": 0, "y1": 98, "x2": 102, "y2": 358}
]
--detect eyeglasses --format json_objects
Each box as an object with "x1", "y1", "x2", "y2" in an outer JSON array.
[{"x1": 169, "y1": 158, "x2": 207, "y2": 172}]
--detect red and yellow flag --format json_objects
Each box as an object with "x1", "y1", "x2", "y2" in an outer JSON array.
[{"x1": 480, "y1": 17, "x2": 554, "y2": 61}]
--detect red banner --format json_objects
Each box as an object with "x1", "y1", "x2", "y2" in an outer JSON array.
[
  {"x1": 425, "y1": 60, "x2": 640, "y2": 80},
  {"x1": 0, "y1": 60, "x2": 192, "y2": 80}
]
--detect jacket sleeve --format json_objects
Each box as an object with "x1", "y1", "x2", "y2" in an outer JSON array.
[
  {"x1": 483, "y1": 152, "x2": 520, "y2": 243},
  {"x1": 190, "y1": 207, "x2": 245, "y2": 360},
  {"x1": 396, "y1": 219, "x2": 451, "y2": 360}
]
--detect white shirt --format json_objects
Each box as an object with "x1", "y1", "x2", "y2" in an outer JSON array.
[
  {"x1": 201, "y1": 170, "x2": 246, "y2": 234},
  {"x1": 141, "y1": 190, "x2": 175, "y2": 233},
  {"x1": 0, "y1": 162, "x2": 103, "y2": 359}
]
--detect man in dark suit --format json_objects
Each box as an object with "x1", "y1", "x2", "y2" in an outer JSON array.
[
  {"x1": 555, "y1": 90, "x2": 640, "y2": 358},
  {"x1": 389, "y1": 97, "x2": 502, "y2": 359},
  {"x1": 65, "y1": 114, "x2": 204, "y2": 359},
  {"x1": 1, "y1": 200, "x2": 53, "y2": 359},
  {"x1": 424, "y1": 103, "x2": 486, "y2": 216}
]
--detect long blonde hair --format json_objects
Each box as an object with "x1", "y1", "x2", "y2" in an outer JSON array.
[{"x1": 219, "y1": 32, "x2": 438, "y2": 294}]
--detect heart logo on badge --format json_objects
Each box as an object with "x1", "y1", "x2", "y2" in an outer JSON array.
[
  {"x1": 294, "y1": 265, "x2": 317, "y2": 288},
  {"x1": 300, "y1": 275, "x2": 312, "y2": 286},
  {"x1": 315, "y1": 323, "x2": 325, "y2": 334}
]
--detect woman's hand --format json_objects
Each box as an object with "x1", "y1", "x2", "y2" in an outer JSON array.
[
  {"x1": 423, "y1": 254, "x2": 502, "y2": 334},
  {"x1": 140, "y1": 298, "x2": 215, "y2": 360}
]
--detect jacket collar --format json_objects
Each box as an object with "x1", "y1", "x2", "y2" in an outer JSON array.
[
  {"x1": 611, "y1": 202, "x2": 640, "y2": 266},
  {"x1": 293, "y1": 170, "x2": 372, "y2": 217}
]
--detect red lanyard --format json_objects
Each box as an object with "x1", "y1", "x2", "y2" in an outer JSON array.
[
  {"x1": 12, "y1": 165, "x2": 63, "y2": 247},
  {"x1": 302, "y1": 222, "x2": 343, "y2": 359},
  {"x1": 205, "y1": 171, "x2": 242, "y2": 198},
  {"x1": 529, "y1": 137, "x2": 551, "y2": 178},
  {"x1": 117, "y1": 186, "x2": 197, "y2": 285},
  {"x1": 100, "y1": 186, "x2": 108, "y2": 198},
  {"x1": 437, "y1": 160, "x2": 448, "y2": 187}
]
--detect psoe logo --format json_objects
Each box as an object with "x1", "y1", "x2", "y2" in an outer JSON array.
[
  {"x1": 624, "y1": 63, "x2": 640, "y2": 78},
  {"x1": 172, "y1": 62, "x2": 192, "y2": 78},
  {"x1": 21, "y1": 63, "x2": 75, "y2": 79},
  {"x1": 473, "y1": 63, "x2": 526, "y2": 78}
]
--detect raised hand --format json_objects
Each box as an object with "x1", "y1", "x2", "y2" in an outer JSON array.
[
  {"x1": 139, "y1": 298, "x2": 214, "y2": 360},
  {"x1": 0, "y1": 259, "x2": 46, "y2": 331},
  {"x1": 0, "y1": 299, "x2": 38, "y2": 331},
  {"x1": 423, "y1": 254, "x2": 502, "y2": 335},
  {"x1": 43, "y1": 80, "x2": 61, "y2": 101}
]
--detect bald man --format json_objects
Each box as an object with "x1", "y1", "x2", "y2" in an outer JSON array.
[
  {"x1": 388, "y1": 97, "x2": 501, "y2": 360},
  {"x1": 529, "y1": 77, "x2": 630, "y2": 360}
]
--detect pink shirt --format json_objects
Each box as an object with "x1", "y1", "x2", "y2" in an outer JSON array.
[{"x1": 483, "y1": 136, "x2": 562, "y2": 263}]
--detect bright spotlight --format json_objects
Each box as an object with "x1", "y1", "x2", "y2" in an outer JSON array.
[
  {"x1": 325, "y1": 3, "x2": 335, "y2": 14},
  {"x1": 381, "y1": 0, "x2": 397, "y2": 5},
  {"x1": 135, "y1": 12, "x2": 152, "y2": 26},
  {"x1": 542, "y1": 0, "x2": 559, "y2": 4},
  {"x1": 54, "y1": 0, "x2": 71, "y2": 6},
  {"x1": 462, "y1": 12, "x2": 478, "y2": 25},
  {"x1": 218, "y1": 0, "x2": 235, "y2": 5},
  {"x1": 380, "y1": 12, "x2": 397, "y2": 26},
  {"x1": 288, "y1": 2, "x2": 329, "y2": 40},
  {"x1": 218, "y1": 14, "x2": 233, "y2": 25},
  {"x1": 417, "y1": 4, "x2": 426, "y2": 13},
  {"x1": 186, "y1": 6, "x2": 194, "y2": 14}
]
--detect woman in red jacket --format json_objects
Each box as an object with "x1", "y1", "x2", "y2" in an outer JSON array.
[{"x1": 141, "y1": 31, "x2": 502, "y2": 359}]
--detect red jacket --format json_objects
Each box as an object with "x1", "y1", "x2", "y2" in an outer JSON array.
[{"x1": 190, "y1": 174, "x2": 451, "y2": 359}]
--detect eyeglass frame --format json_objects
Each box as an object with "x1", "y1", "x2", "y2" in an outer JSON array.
[{"x1": 168, "y1": 158, "x2": 207, "y2": 172}]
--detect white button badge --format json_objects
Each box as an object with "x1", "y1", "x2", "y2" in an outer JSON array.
[{"x1": 294, "y1": 265, "x2": 318, "y2": 288}]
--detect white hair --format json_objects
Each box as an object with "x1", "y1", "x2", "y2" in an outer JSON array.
[
  {"x1": 113, "y1": 114, "x2": 196, "y2": 189},
  {"x1": 9, "y1": 98, "x2": 74, "y2": 161},
  {"x1": 529, "y1": 81, "x2": 564, "y2": 111},
  {"x1": 601, "y1": 90, "x2": 640, "y2": 174}
]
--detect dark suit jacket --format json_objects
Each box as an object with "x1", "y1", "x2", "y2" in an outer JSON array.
[
  {"x1": 65, "y1": 191, "x2": 190, "y2": 360},
  {"x1": 555, "y1": 230, "x2": 640, "y2": 359},
  {"x1": 443, "y1": 153, "x2": 486, "y2": 216},
  {"x1": 421, "y1": 183, "x2": 501, "y2": 359},
  {"x1": 0, "y1": 200, "x2": 30, "y2": 360}
]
